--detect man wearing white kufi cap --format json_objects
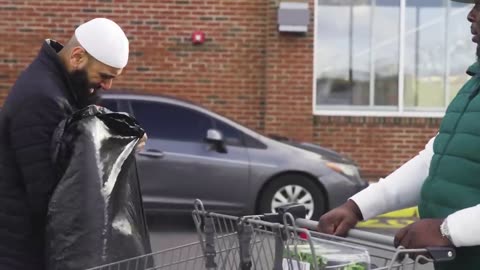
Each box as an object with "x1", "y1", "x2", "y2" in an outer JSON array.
[
  {"x1": 58, "y1": 17, "x2": 129, "y2": 100},
  {"x1": 75, "y1": 17, "x2": 129, "y2": 69},
  {"x1": 318, "y1": 1, "x2": 480, "y2": 269},
  {"x1": 0, "y1": 18, "x2": 147, "y2": 270}
]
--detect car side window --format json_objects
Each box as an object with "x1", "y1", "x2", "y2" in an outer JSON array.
[
  {"x1": 244, "y1": 134, "x2": 267, "y2": 149},
  {"x1": 98, "y1": 99, "x2": 118, "y2": 111},
  {"x1": 130, "y1": 100, "x2": 212, "y2": 142},
  {"x1": 212, "y1": 119, "x2": 244, "y2": 147}
]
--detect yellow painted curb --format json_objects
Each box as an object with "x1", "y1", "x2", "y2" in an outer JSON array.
[
  {"x1": 378, "y1": 207, "x2": 418, "y2": 218},
  {"x1": 356, "y1": 207, "x2": 419, "y2": 229},
  {"x1": 357, "y1": 218, "x2": 416, "y2": 229}
]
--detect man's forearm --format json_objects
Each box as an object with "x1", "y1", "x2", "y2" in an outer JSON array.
[{"x1": 350, "y1": 136, "x2": 435, "y2": 220}]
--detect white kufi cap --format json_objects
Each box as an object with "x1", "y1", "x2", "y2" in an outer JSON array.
[{"x1": 75, "y1": 18, "x2": 129, "y2": 68}]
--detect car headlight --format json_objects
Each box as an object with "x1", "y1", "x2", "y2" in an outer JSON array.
[{"x1": 325, "y1": 161, "x2": 361, "y2": 180}]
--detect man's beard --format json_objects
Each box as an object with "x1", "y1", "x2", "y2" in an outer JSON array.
[
  {"x1": 68, "y1": 69, "x2": 101, "y2": 108},
  {"x1": 477, "y1": 45, "x2": 480, "y2": 61}
]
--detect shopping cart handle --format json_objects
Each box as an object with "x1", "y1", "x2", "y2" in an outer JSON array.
[
  {"x1": 261, "y1": 203, "x2": 307, "y2": 223},
  {"x1": 425, "y1": 246, "x2": 456, "y2": 262},
  {"x1": 347, "y1": 229, "x2": 394, "y2": 247},
  {"x1": 295, "y1": 218, "x2": 394, "y2": 246}
]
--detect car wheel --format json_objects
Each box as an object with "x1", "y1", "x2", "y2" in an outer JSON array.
[{"x1": 258, "y1": 174, "x2": 326, "y2": 220}]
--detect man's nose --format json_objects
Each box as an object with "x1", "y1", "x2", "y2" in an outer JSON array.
[
  {"x1": 468, "y1": 6, "x2": 478, "y2": 23},
  {"x1": 100, "y1": 79, "x2": 113, "y2": 90}
]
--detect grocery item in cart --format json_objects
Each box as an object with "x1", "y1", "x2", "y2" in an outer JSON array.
[{"x1": 284, "y1": 240, "x2": 370, "y2": 270}]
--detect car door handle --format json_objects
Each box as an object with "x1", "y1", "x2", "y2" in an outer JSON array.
[{"x1": 138, "y1": 149, "x2": 165, "y2": 158}]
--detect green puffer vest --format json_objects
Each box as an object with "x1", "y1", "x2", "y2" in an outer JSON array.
[{"x1": 419, "y1": 62, "x2": 480, "y2": 270}]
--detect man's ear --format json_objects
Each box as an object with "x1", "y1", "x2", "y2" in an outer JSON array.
[{"x1": 70, "y1": 47, "x2": 89, "y2": 69}]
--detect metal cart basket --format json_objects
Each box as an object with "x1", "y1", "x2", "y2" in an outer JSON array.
[{"x1": 87, "y1": 200, "x2": 455, "y2": 270}]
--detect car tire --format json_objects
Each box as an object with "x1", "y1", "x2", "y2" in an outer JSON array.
[{"x1": 258, "y1": 174, "x2": 326, "y2": 220}]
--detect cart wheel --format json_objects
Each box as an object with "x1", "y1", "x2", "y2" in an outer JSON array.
[{"x1": 258, "y1": 174, "x2": 326, "y2": 220}]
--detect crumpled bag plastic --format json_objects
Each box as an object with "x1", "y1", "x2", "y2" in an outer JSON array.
[{"x1": 46, "y1": 105, "x2": 152, "y2": 270}]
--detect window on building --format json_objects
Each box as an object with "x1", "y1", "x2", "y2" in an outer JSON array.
[{"x1": 315, "y1": 0, "x2": 475, "y2": 117}]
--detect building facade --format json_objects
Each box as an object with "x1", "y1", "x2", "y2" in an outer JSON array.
[{"x1": 0, "y1": 0, "x2": 475, "y2": 179}]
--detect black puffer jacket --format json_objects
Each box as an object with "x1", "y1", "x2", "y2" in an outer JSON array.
[{"x1": 0, "y1": 40, "x2": 80, "y2": 269}]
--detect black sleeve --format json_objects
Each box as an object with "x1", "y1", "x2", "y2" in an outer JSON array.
[{"x1": 9, "y1": 97, "x2": 67, "y2": 227}]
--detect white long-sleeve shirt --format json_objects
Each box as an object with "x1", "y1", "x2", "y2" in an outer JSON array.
[{"x1": 350, "y1": 135, "x2": 480, "y2": 247}]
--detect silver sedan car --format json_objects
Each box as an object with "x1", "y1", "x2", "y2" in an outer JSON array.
[{"x1": 99, "y1": 93, "x2": 368, "y2": 220}]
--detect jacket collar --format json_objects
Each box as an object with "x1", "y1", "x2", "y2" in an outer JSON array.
[
  {"x1": 38, "y1": 39, "x2": 80, "y2": 108},
  {"x1": 467, "y1": 62, "x2": 480, "y2": 77}
]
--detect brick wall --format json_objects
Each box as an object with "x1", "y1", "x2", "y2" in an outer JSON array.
[
  {"x1": 0, "y1": 0, "x2": 268, "y2": 131},
  {"x1": 314, "y1": 116, "x2": 441, "y2": 180},
  {"x1": 263, "y1": 0, "x2": 315, "y2": 141},
  {"x1": 0, "y1": 0, "x2": 441, "y2": 179}
]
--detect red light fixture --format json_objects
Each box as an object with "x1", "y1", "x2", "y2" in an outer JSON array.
[{"x1": 191, "y1": 30, "x2": 205, "y2": 45}]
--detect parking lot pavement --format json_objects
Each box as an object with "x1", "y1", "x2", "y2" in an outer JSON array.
[{"x1": 147, "y1": 214, "x2": 198, "y2": 252}]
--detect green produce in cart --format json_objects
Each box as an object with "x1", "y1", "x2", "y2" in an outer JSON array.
[{"x1": 284, "y1": 244, "x2": 369, "y2": 270}]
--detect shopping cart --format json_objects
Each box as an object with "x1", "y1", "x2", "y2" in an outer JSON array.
[{"x1": 87, "y1": 200, "x2": 455, "y2": 270}]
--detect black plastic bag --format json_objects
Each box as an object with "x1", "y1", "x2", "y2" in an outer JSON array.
[{"x1": 46, "y1": 105, "x2": 152, "y2": 270}]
